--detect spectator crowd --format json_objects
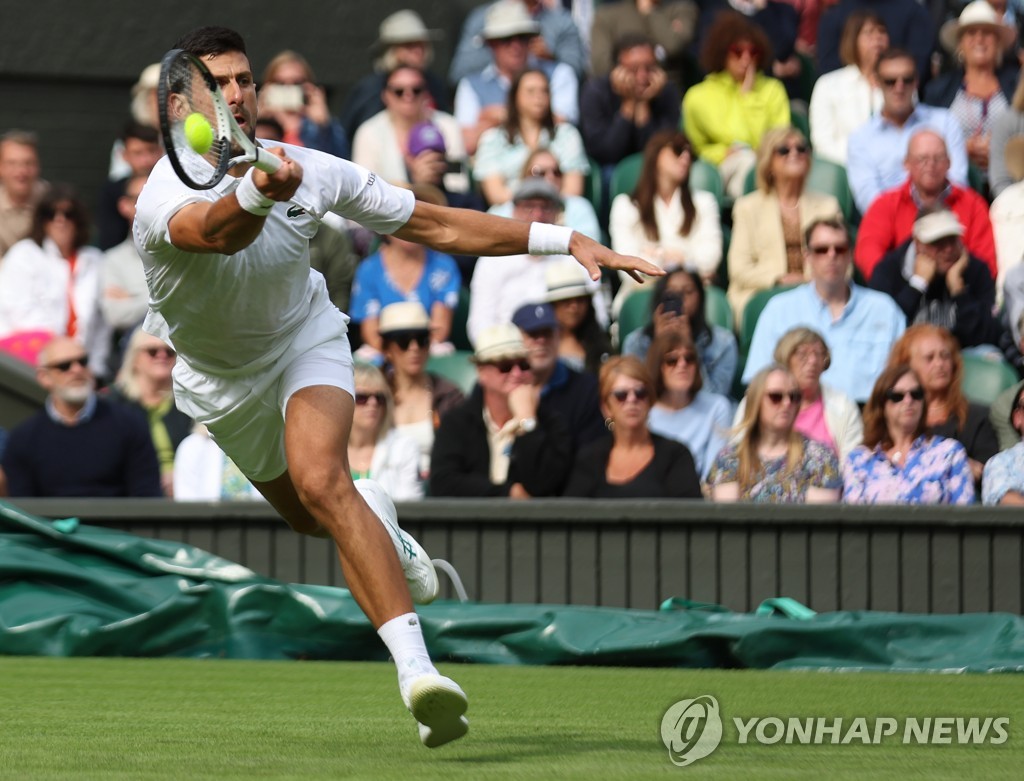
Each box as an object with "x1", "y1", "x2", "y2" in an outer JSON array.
[{"x1": 3, "y1": 0, "x2": 1024, "y2": 509}]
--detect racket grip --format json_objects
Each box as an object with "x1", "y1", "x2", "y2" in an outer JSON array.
[{"x1": 253, "y1": 147, "x2": 283, "y2": 174}]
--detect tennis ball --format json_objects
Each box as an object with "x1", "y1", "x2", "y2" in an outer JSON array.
[{"x1": 184, "y1": 112, "x2": 214, "y2": 155}]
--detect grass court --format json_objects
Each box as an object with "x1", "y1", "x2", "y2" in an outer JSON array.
[{"x1": 0, "y1": 657, "x2": 1021, "y2": 780}]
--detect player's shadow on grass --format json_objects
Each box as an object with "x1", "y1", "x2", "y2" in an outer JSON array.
[{"x1": 448, "y1": 733, "x2": 654, "y2": 763}]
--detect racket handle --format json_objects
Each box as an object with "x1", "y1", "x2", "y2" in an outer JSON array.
[{"x1": 253, "y1": 147, "x2": 283, "y2": 174}]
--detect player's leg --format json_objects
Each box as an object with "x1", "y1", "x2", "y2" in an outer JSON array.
[{"x1": 282, "y1": 383, "x2": 467, "y2": 747}]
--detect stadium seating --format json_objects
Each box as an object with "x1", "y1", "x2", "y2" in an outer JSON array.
[
  {"x1": 609, "y1": 152, "x2": 643, "y2": 202},
  {"x1": 608, "y1": 153, "x2": 723, "y2": 207},
  {"x1": 961, "y1": 352, "x2": 1019, "y2": 406},
  {"x1": 739, "y1": 284, "x2": 797, "y2": 353},
  {"x1": 449, "y1": 287, "x2": 473, "y2": 352},
  {"x1": 427, "y1": 351, "x2": 477, "y2": 394},
  {"x1": 615, "y1": 284, "x2": 734, "y2": 348}
]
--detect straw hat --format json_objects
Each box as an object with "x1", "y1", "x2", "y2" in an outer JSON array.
[
  {"x1": 373, "y1": 10, "x2": 441, "y2": 51},
  {"x1": 545, "y1": 261, "x2": 592, "y2": 302},
  {"x1": 483, "y1": 1, "x2": 541, "y2": 41},
  {"x1": 472, "y1": 323, "x2": 528, "y2": 363},
  {"x1": 939, "y1": 1, "x2": 1017, "y2": 54},
  {"x1": 378, "y1": 301, "x2": 431, "y2": 334}
]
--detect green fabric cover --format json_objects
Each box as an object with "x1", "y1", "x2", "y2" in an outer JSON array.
[{"x1": 2, "y1": 502, "x2": 1023, "y2": 671}]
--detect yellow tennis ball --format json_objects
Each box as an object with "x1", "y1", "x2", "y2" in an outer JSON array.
[{"x1": 184, "y1": 112, "x2": 214, "y2": 154}]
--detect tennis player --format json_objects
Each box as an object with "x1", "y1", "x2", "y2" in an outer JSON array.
[{"x1": 134, "y1": 26, "x2": 660, "y2": 748}]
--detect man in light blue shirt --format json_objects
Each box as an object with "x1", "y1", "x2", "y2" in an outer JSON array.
[
  {"x1": 847, "y1": 48, "x2": 967, "y2": 215},
  {"x1": 742, "y1": 218, "x2": 905, "y2": 402}
]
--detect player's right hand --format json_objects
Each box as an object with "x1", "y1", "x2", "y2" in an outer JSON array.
[{"x1": 253, "y1": 147, "x2": 303, "y2": 202}]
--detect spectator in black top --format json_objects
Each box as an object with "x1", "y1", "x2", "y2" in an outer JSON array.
[
  {"x1": 95, "y1": 121, "x2": 162, "y2": 250},
  {"x1": 1, "y1": 336, "x2": 162, "y2": 497},
  {"x1": 429, "y1": 323, "x2": 571, "y2": 498},
  {"x1": 511, "y1": 301, "x2": 605, "y2": 452},
  {"x1": 579, "y1": 33, "x2": 682, "y2": 169},
  {"x1": 563, "y1": 355, "x2": 702, "y2": 498},
  {"x1": 870, "y1": 208, "x2": 1005, "y2": 350}
]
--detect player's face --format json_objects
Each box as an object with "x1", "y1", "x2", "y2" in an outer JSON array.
[{"x1": 202, "y1": 50, "x2": 257, "y2": 143}]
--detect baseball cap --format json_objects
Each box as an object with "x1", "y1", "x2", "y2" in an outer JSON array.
[
  {"x1": 512, "y1": 302, "x2": 559, "y2": 333},
  {"x1": 912, "y1": 210, "x2": 964, "y2": 244},
  {"x1": 407, "y1": 121, "x2": 447, "y2": 157}
]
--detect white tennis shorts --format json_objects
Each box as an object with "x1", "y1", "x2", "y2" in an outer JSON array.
[{"x1": 171, "y1": 297, "x2": 354, "y2": 482}]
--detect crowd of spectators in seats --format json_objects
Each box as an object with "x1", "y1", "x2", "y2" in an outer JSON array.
[{"x1": 6, "y1": 0, "x2": 1024, "y2": 509}]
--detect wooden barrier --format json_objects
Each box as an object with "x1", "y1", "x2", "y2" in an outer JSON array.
[{"x1": 10, "y1": 499, "x2": 1024, "y2": 614}]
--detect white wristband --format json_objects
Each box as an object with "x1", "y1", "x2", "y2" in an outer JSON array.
[
  {"x1": 909, "y1": 274, "x2": 929, "y2": 293},
  {"x1": 528, "y1": 222, "x2": 573, "y2": 255},
  {"x1": 234, "y1": 170, "x2": 275, "y2": 216}
]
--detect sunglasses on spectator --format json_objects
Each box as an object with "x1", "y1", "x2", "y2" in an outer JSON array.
[
  {"x1": 880, "y1": 75, "x2": 915, "y2": 88},
  {"x1": 530, "y1": 165, "x2": 562, "y2": 178},
  {"x1": 663, "y1": 352, "x2": 697, "y2": 368},
  {"x1": 144, "y1": 346, "x2": 176, "y2": 359},
  {"x1": 488, "y1": 359, "x2": 531, "y2": 373},
  {"x1": 766, "y1": 390, "x2": 802, "y2": 406},
  {"x1": 610, "y1": 387, "x2": 650, "y2": 403},
  {"x1": 385, "y1": 331, "x2": 430, "y2": 351},
  {"x1": 884, "y1": 387, "x2": 925, "y2": 403},
  {"x1": 44, "y1": 355, "x2": 89, "y2": 372},
  {"x1": 41, "y1": 206, "x2": 78, "y2": 220},
  {"x1": 809, "y1": 243, "x2": 849, "y2": 256},
  {"x1": 355, "y1": 392, "x2": 387, "y2": 406},
  {"x1": 775, "y1": 143, "x2": 809, "y2": 157},
  {"x1": 388, "y1": 85, "x2": 426, "y2": 98},
  {"x1": 728, "y1": 43, "x2": 761, "y2": 59}
]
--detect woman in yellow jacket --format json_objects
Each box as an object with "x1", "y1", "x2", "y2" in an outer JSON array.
[{"x1": 682, "y1": 12, "x2": 790, "y2": 199}]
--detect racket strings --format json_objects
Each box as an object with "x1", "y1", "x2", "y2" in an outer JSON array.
[{"x1": 161, "y1": 53, "x2": 231, "y2": 189}]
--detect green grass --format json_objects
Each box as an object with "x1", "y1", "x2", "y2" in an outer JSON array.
[{"x1": 0, "y1": 658, "x2": 1021, "y2": 780}]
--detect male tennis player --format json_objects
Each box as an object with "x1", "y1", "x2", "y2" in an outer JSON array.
[{"x1": 134, "y1": 26, "x2": 660, "y2": 748}]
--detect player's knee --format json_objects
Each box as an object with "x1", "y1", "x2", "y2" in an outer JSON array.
[{"x1": 290, "y1": 461, "x2": 355, "y2": 513}]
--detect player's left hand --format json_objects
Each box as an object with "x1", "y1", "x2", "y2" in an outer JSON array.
[
  {"x1": 253, "y1": 147, "x2": 303, "y2": 202},
  {"x1": 569, "y1": 232, "x2": 665, "y2": 284}
]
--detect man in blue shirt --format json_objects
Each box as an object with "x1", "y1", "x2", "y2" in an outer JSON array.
[
  {"x1": 847, "y1": 48, "x2": 967, "y2": 215},
  {"x1": 742, "y1": 218, "x2": 906, "y2": 403}
]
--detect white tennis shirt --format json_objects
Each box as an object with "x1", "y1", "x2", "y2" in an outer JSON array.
[{"x1": 134, "y1": 141, "x2": 415, "y2": 376}]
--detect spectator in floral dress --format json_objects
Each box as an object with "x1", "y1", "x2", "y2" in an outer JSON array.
[
  {"x1": 982, "y1": 384, "x2": 1024, "y2": 506},
  {"x1": 842, "y1": 363, "x2": 975, "y2": 505}
]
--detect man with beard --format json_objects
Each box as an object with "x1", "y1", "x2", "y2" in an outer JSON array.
[{"x1": 0, "y1": 336, "x2": 161, "y2": 497}]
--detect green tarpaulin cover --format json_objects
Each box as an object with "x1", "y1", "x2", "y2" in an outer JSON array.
[{"x1": 2, "y1": 501, "x2": 1023, "y2": 671}]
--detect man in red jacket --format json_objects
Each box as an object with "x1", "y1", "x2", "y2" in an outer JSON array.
[{"x1": 854, "y1": 128, "x2": 996, "y2": 281}]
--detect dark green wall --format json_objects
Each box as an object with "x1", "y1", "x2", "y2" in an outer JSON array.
[{"x1": 0, "y1": 1, "x2": 486, "y2": 217}]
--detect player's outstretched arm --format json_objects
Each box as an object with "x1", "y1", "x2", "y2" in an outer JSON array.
[
  {"x1": 168, "y1": 148, "x2": 303, "y2": 254},
  {"x1": 393, "y1": 201, "x2": 663, "y2": 283}
]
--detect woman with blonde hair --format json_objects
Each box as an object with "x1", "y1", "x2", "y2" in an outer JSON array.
[
  {"x1": 726, "y1": 126, "x2": 841, "y2": 324},
  {"x1": 110, "y1": 329, "x2": 193, "y2": 496},
  {"x1": 259, "y1": 49, "x2": 349, "y2": 157},
  {"x1": 563, "y1": 356, "x2": 701, "y2": 498},
  {"x1": 609, "y1": 129, "x2": 722, "y2": 301},
  {"x1": 347, "y1": 363, "x2": 423, "y2": 501},
  {"x1": 842, "y1": 363, "x2": 974, "y2": 504},
  {"x1": 886, "y1": 324, "x2": 998, "y2": 483},
  {"x1": 989, "y1": 65, "x2": 1024, "y2": 197},
  {"x1": 808, "y1": 10, "x2": 888, "y2": 165},
  {"x1": 925, "y1": 1, "x2": 1019, "y2": 176},
  {"x1": 733, "y1": 327, "x2": 862, "y2": 462},
  {"x1": 707, "y1": 364, "x2": 841, "y2": 503}
]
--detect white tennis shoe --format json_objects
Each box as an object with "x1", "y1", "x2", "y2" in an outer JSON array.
[
  {"x1": 355, "y1": 479, "x2": 439, "y2": 605},
  {"x1": 403, "y1": 673, "x2": 469, "y2": 748}
]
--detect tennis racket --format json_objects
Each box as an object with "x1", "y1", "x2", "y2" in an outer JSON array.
[{"x1": 157, "y1": 48, "x2": 281, "y2": 190}]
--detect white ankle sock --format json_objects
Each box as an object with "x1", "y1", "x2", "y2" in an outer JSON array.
[{"x1": 377, "y1": 612, "x2": 437, "y2": 689}]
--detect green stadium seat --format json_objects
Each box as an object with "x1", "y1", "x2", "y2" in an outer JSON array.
[
  {"x1": 961, "y1": 352, "x2": 1019, "y2": 407},
  {"x1": 689, "y1": 158, "x2": 725, "y2": 208},
  {"x1": 806, "y1": 155, "x2": 854, "y2": 225},
  {"x1": 584, "y1": 155, "x2": 604, "y2": 215},
  {"x1": 427, "y1": 351, "x2": 477, "y2": 394},
  {"x1": 609, "y1": 152, "x2": 644, "y2": 202},
  {"x1": 740, "y1": 285, "x2": 797, "y2": 353},
  {"x1": 705, "y1": 285, "x2": 733, "y2": 332}
]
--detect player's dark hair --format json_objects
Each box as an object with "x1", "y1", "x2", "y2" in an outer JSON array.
[
  {"x1": 121, "y1": 119, "x2": 160, "y2": 145},
  {"x1": 173, "y1": 26, "x2": 247, "y2": 58}
]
